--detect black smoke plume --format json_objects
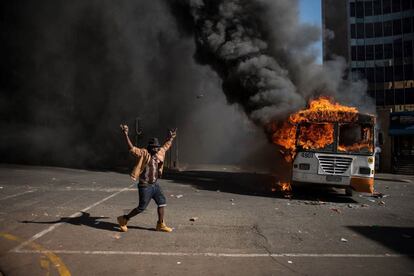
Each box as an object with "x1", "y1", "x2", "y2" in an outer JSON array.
[
  {"x1": 0, "y1": 0, "x2": 373, "y2": 170},
  {"x1": 0, "y1": 0, "x2": 278, "y2": 170},
  {"x1": 168, "y1": 0, "x2": 374, "y2": 125}
]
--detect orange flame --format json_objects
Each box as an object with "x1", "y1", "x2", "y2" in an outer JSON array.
[
  {"x1": 279, "y1": 182, "x2": 292, "y2": 192},
  {"x1": 268, "y1": 96, "x2": 374, "y2": 193},
  {"x1": 270, "y1": 97, "x2": 360, "y2": 161}
]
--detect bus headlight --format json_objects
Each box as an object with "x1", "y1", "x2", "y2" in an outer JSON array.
[
  {"x1": 299, "y1": 163, "x2": 310, "y2": 170},
  {"x1": 367, "y1": 157, "x2": 374, "y2": 164},
  {"x1": 359, "y1": 167, "x2": 371, "y2": 175}
]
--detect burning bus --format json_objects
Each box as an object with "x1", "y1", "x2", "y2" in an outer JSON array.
[{"x1": 270, "y1": 97, "x2": 376, "y2": 195}]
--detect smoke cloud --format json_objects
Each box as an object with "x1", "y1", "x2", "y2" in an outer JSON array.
[
  {"x1": 0, "y1": 0, "x2": 374, "y2": 170},
  {"x1": 0, "y1": 0, "x2": 278, "y2": 170},
  {"x1": 168, "y1": 0, "x2": 375, "y2": 124}
]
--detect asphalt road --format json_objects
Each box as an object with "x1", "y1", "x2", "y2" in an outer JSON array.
[{"x1": 0, "y1": 164, "x2": 413, "y2": 276}]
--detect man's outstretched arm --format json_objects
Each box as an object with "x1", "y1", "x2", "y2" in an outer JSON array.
[
  {"x1": 120, "y1": 124, "x2": 134, "y2": 150},
  {"x1": 160, "y1": 128, "x2": 177, "y2": 152}
]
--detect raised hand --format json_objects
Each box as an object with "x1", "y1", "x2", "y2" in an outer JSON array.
[
  {"x1": 169, "y1": 128, "x2": 177, "y2": 138},
  {"x1": 120, "y1": 124, "x2": 129, "y2": 134}
]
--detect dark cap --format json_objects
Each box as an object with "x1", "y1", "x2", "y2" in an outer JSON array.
[{"x1": 147, "y1": 137, "x2": 160, "y2": 148}]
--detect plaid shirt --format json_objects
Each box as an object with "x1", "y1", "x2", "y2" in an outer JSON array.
[
  {"x1": 129, "y1": 136, "x2": 174, "y2": 182},
  {"x1": 139, "y1": 155, "x2": 160, "y2": 184}
]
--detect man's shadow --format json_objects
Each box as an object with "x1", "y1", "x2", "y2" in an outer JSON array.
[{"x1": 20, "y1": 212, "x2": 154, "y2": 232}]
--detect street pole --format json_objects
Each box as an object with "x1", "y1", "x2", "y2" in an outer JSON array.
[{"x1": 135, "y1": 117, "x2": 143, "y2": 146}]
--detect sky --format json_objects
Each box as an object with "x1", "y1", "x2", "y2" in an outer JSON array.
[{"x1": 299, "y1": 0, "x2": 323, "y2": 63}]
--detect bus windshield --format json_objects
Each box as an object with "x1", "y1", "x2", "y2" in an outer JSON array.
[
  {"x1": 297, "y1": 123, "x2": 335, "y2": 152},
  {"x1": 337, "y1": 123, "x2": 374, "y2": 154},
  {"x1": 296, "y1": 122, "x2": 374, "y2": 155}
]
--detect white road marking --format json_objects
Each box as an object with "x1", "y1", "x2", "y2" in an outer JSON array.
[
  {"x1": 10, "y1": 184, "x2": 135, "y2": 253},
  {"x1": 12, "y1": 249, "x2": 411, "y2": 258},
  {"x1": 0, "y1": 190, "x2": 36, "y2": 201}
]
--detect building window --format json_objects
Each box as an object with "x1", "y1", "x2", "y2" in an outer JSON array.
[
  {"x1": 350, "y1": 2, "x2": 356, "y2": 17},
  {"x1": 404, "y1": 41, "x2": 413, "y2": 58},
  {"x1": 368, "y1": 90, "x2": 375, "y2": 99},
  {"x1": 376, "y1": 90, "x2": 385, "y2": 105},
  {"x1": 384, "y1": 43, "x2": 393, "y2": 58},
  {"x1": 376, "y1": 66, "x2": 385, "y2": 82},
  {"x1": 351, "y1": 24, "x2": 356, "y2": 39},
  {"x1": 383, "y1": 0, "x2": 392, "y2": 13},
  {"x1": 357, "y1": 23, "x2": 365, "y2": 38},
  {"x1": 385, "y1": 89, "x2": 395, "y2": 105},
  {"x1": 402, "y1": 0, "x2": 411, "y2": 10},
  {"x1": 357, "y1": 45, "x2": 366, "y2": 61},
  {"x1": 367, "y1": 67, "x2": 375, "y2": 82},
  {"x1": 393, "y1": 19, "x2": 402, "y2": 35},
  {"x1": 366, "y1": 45, "x2": 374, "y2": 60},
  {"x1": 404, "y1": 65, "x2": 413, "y2": 80},
  {"x1": 394, "y1": 40, "x2": 403, "y2": 58},
  {"x1": 375, "y1": 44, "x2": 384, "y2": 59},
  {"x1": 373, "y1": 0, "x2": 382, "y2": 15},
  {"x1": 385, "y1": 66, "x2": 394, "y2": 82},
  {"x1": 403, "y1": 17, "x2": 412, "y2": 34},
  {"x1": 366, "y1": 23, "x2": 374, "y2": 38},
  {"x1": 395, "y1": 89, "x2": 404, "y2": 104},
  {"x1": 356, "y1": 1, "x2": 364, "y2": 18},
  {"x1": 352, "y1": 46, "x2": 357, "y2": 60},
  {"x1": 395, "y1": 66, "x2": 404, "y2": 81},
  {"x1": 374, "y1": 22, "x2": 383, "y2": 37},
  {"x1": 384, "y1": 21, "x2": 393, "y2": 36},
  {"x1": 392, "y1": 0, "x2": 401, "y2": 12},
  {"x1": 365, "y1": 1, "x2": 373, "y2": 16},
  {"x1": 406, "y1": 88, "x2": 414, "y2": 104}
]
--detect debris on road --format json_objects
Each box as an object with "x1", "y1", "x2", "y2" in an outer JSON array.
[
  {"x1": 303, "y1": 200, "x2": 326, "y2": 205},
  {"x1": 340, "y1": 238, "x2": 348, "y2": 242},
  {"x1": 189, "y1": 217, "x2": 199, "y2": 222},
  {"x1": 372, "y1": 192, "x2": 389, "y2": 198},
  {"x1": 379, "y1": 201, "x2": 385, "y2": 206},
  {"x1": 176, "y1": 194, "x2": 183, "y2": 199},
  {"x1": 360, "y1": 204, "x2": 369, "y2": 207},
  {"x1": 177, "y1": 262, "x2": 181, "y2": 265},
  {"x1": 288, "y1": 260, "x2": 293, "y2": 264},
  {"x1": 331, "y1": 208, "x2": 341, "y2": 214}
]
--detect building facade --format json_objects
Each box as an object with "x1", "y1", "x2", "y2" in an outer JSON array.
[{"x1": 322, "y1": 0, "x2": 414, "y2": 174}]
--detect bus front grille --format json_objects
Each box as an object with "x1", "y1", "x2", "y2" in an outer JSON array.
[{"x1": 317, "y1": 155, "x2": 353, "y2": 175}]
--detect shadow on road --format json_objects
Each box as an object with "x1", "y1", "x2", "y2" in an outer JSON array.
[
  {"x1": 20, "y1": 212, "x2": 154, "y2": 232},
  {"x1": 347, "y1": 226, "x2": 414, "y2": 257},
  {"x1": 164, "y1": 171, "x2": 358, "y2": 203}
]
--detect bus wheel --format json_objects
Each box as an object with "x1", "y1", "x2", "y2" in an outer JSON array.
[{"x1": 345, "y1": 187, "x2": 353, "y2": 197}]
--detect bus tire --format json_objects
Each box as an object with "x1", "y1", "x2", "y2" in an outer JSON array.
[{"x1": 345, "y1": 187, "x2": 353, "y2": 197}]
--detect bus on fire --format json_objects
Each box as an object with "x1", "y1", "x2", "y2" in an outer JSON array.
[{"x1": 291, "y1": 113, "x2": 376, "y2": 196}]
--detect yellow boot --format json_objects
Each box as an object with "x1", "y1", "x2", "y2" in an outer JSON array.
[
  {"x1": 156, "y1": 221, "x2": 173, "y2": 232},
  {"x1": 117, "y1": 216, "x2": 128, "y2": 232}
]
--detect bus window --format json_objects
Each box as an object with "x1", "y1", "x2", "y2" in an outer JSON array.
[
  {"x1": 297, "y1": 123, "x2": 335, "y2": 152},
  {"x1": 338, "y1": 124, "x2": 374, "y2": 154}
]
